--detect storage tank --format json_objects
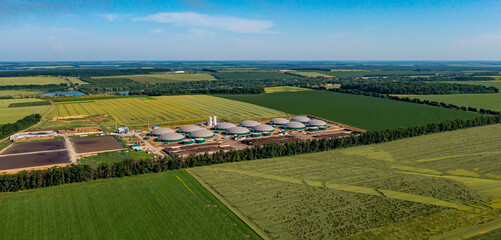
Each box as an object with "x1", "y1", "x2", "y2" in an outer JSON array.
[
  {"x1": 178, "y1": 125, "x2": 202, "y2": 133},
  {"x1": 252, "y1": 124, "x2": 275, "y2": 133},
  {"x1": 150, "y1": 128, "x2": 175, "y2": 136},
  {"x1": 158, "y1": 132, "x2": 185, "y2": 143},
  {"x1": 307, "y1": 119, "x2": 327, "y2": 127},
  {"x1": 189, "y1": 129, "x2": 215, "y2": 139},
  {"x1": 284, "y1": 122, "x2": 306, "y2": 130},
  {"x1": 291, "y1": 116, "x2": 311, "y2": 123},
  {"x1": 227, "y1": 127, "x2": 251, "y2": 136},
  {"x1": 269, "y1": 118, "x2": 289, "y2": 125},
  {"x1": 239, "y1": 120, "x2": 260, "y2": 128},
  {"x1": 214, "y1": 122, "x2": 237, "y2": 131}
]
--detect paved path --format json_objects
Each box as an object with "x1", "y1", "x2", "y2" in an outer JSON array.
[{"x1": 63, "y1": 135, "x2": 78, "y2": 163}]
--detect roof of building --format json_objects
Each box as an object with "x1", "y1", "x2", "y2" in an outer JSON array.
[
  {"x1": 214, "y1": 122, "x2": 237, "y2": 130},
  {"x1": 285, "y1": 121, "x2": 306, "y2": 129},
  {"x1": 307, "y1": 119, "x2": 327, "y2": 126},
  {"x1": 239, "y1": 120, "x2": 260, "y2": 128},
  {"x1": 150, "y1": 128, "x2": 175, "y2": 136},
  {"x1": 158, "y1": 132, "x2": 185, "y2": 141},
  {"x1": 227, "y1": 127, "x2": 251, "y2": 135},
  {"x1": 178, "y1": 125, "x2": 202, "y2": 133},
  {"x1": 269, "y1": 118, "x2": 290, "y2": 125},
  {"x1": 189, "y1": 129, "x2": 215, "y2": 138},
  {"x1": 252, "y1": 124, "x2": 275, "y2": 132},
  {"x1": 291, "y1": 116, "x2": 311, "y2": 123}
]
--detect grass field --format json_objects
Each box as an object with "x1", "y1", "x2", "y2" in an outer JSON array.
[
  {"x1": 0, "y1": 170, "x2": 261, "y2": 240},
  {"x1": 67, "y1": 77, "x2": 89, "y2": 85},
  {"x1": 292, "y1": 71, "x2": 333, "y2": 77},
  {"x1": 221, "y1": 90, "x2": 481, "y2": 130},
  {"x1": 0, "y1": 90, "x2": 43, "y2": 97},
  {"x1": 78, "y1": 150, "x2": 154, "y2": 166},
  {"x1": 264, "y1": 86, "x2": 311, "y2": 93},
  {"x1": 0, "y1": 99, "x2": 50, "y2": 125},
  {"x1": 0, "y1": 76, "x2": 67, "y2": 86},
  {"x1": 93, "y1": 73, "x2": 215, "y2": 83},
  {"x1": 211, "y1": 71, "x2": 299, "y2": 80},
  {"x1": 190, "y1": 124, "x2": 501, "y2": 240},
  {"x1": 45, "y1": 95, "x2": 287, "y2": 126},
  {"x1": 415, "y1": 81, "x2": 501, "y2": 112}
]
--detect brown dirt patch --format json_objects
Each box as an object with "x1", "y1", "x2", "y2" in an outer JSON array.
[{"x1": 71, "y1": 136, "x2": 123, "y2": 154}]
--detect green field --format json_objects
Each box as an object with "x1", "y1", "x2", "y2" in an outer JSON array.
[
  {"x1": 190, "y1": 124, "x2": 501, "y2": 240},
  {"x1": 0, "y1": 99, "x2": 50, "y2": 125},
  {"x1": 94, "y1": 73, "x2": 215, "y2": 83},
  {"x1": 45, "y1": 95, "x2": 288, "y2": 126},
  {"x1": 0, "y1": 170, "x2": 261, "y2": 240},
  {"x1": 415, "y1": 81, "x2": 501, "y2": 112},
  {"x1": 221, "y1": 90, "x2": 481, "y2": 130},
  {"x1": 78, "y1": 150, "x2": 154, "y2": 166},
  {"x1": 0, "y1": 76, "x2": 67, "y2": 86},
  {"x1": 292, "y1": 71, "x2": 333, "y2": 77},
  {"x1": 67, "y1": 77, "x2": 89, "y2": 85},
  {"x1": 211, "y1": 71, "x2": 299, "y2": 80},
  {"x1": 264, "y1": 86, "x2": 311, "y2": 93},
  {"x1": 0, "y1": 90, "x2": 43, "y2": 97}
]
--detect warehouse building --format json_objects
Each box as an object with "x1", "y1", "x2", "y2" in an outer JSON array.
[
  {"x1": 239, "y1": 120, "x2": 260, "y2": 128},
  {"x1": 214, "y1": 122, "x2": 237, "y2": 131},
  {"x1": 291, "y1": 116, "x2": 311, "y2": 123},
  {"x1": 178, "y1": 125, "x2": 202, "y2": 134},
  {"x1": 284, "y1": 122, "x2": 306, "y2": 130},
  {"x1": 189, "y1": 129, "x2": 215, "y2": 139},
  {"x1": 227, "y1": 127, "x2": 251, "y2": 137},
  {"x1": 158, "y1": 132, "x2": 185, "y2": 144},
  {"x1": 269, "y1": 118, "x2": 289, "y2": 125},
  {"x1": 150, "y1": 127, "x2": 175, "y2": 136}
]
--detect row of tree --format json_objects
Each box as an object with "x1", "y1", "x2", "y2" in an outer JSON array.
[
  {"x1": 0, "y1": 114, "x2": 41, "y2": 140},
  {"x1": 339, "y1": 81, "x2": 498, "y2": 95},
  {"x1": 1, "y1": 114, "x2": 500, "y2": 192},
  {"x1": 0, "y1": 69, "x2": 170, "y2": 78}
]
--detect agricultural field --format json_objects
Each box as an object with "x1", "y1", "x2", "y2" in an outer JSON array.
[
  {"x1": 0, "y1": 90, "x2": 43, "y2": 98},
  {"x1": 67, "y1": 77, "x2": 89, "y2": 85},
  {"x1": 0, "y1": 76, "x2": 67, "y2": 86},
  {"x1": 78, "y1": 150, "x2": 154, "y2": 166},
  {"x1": 221, "y1": 90, "x2": 481, "y2": 130},
  {"x1": 190, "y1": 124, "x2": 501, "y2": 240},
  {"x1": 292, "y1": 71, "x2": 333, "y2": 77},
  {"x1": 264, "y1": 86, "x2": 311, "y2": 93},
  {"x1": 0, "y1": 99, "x2": 51, "y2": 125},
  {"x1": 211, "y1": 71, "x2": 299, "y2": 80},
  {"x1": 45, "y1": 95, "x2": 287, "y2": 126},
  {"x1": 0, "y1": 170, "x2": 261, "y2": 240},
  {"x1": 93, "y1": 73, "x2": 215, "y2": 83}
]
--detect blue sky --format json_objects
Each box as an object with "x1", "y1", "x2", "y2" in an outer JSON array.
[{"x1": 0, "y1": 0, "x2": 500, "y2": 61}]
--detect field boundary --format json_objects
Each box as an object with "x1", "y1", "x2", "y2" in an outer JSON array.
[{"x1": 187, "y1": 169, "x2": 272, "y2": 240}]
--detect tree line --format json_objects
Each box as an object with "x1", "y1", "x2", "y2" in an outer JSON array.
[
  {"x1": 1, "y1": 114, "x2": 500, "y2": 193},
  {"x1": 0, "y1": 69, "x2": 170, "y2": 78},
  {"x1": 339, "y1": 81, "x2": 498, "y2": 95},
  {"x1": 0, "y1": 114, "x2": 41, "y2": 140}
]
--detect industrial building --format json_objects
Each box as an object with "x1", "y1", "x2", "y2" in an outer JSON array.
[
  {"x1": 157, "y1": 132, "x2": 185, "y2": 143},
  {"x1": 291, "y1": 116, "x2": 311, "y2": 123},
  {"x1": 269, "y1": 118, "x2": 289, "y2": 125},
  {"x1": 284, "y1": 122, "x2": 306, "y2": 130},
  {"x1": 178, "y1": 125, "x2": 202, "y2": 133},
  {"x1": 189, "y1": 129, "x2": 215, "y2": 139},
  {"x1": 214, "y1": 122, "x2": 237, "y2": 131},
  {"x1": 227, "y1": 127, "x2": 251, "y2": 137},
  {"x1": 150, "y1": 127, "x2": 175, "y2": 136},
  {"x1": 239, "y1": 120, "x2": 260, "y2": 128}
]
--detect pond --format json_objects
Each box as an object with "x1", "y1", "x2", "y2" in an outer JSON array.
[{"x1": 42, "y1": 91, "x2": 86, "y2": 96}]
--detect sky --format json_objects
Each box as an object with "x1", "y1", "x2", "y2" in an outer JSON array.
[{"x1": 0, "y1": 0, "x2": 500, "y2": 61}]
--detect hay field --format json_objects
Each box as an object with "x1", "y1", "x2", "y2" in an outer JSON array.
[
  {"x1": 0, "y1": 99, "x2": 50, "y2": 124},
  {"x1": 0, "y1": 170, "x2": 260, "y2": 240},
  {"x1": 222, "y1": 90, "x2": 481, "y2": 131},
  {"x1": 93, "y1": 73, "x2": 215, "y2": 83},
  {"x1": 46, "y1": 95, "x2": 287, "y2": 126},
  {"x1": 0, "y1": 90, "x2": 42, "y2": 97},
  {"x1": 190, "y1": 124, "x2": 501, "y2": 240},
  {"x1": 293, "y1": 71, "x2": 333, "y2": 77},
  {"x1": 264, "y1": 86, "x2": 311, "y2": 93},
  {"x1": 0, "y1": 76, "x2": 66, "y2": 86}
]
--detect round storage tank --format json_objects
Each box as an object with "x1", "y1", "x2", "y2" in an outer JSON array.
[
  {"x1": 227, "y1": 127, "x2": 251, "y2": 136},
  {"x1": 214, "y1": 122, "x2": 237, "y2": 131},
  {"x1": 183, "y1": 139, "x2": 194, "y2": 145},
  {"x1": 263, "y1": 132, "x2": 272, "y2": 136},
  {"x1": 308, "y1": 127, "x2": 319, "y2": 132},
  {"x1": 158, "y1": 132, "x2": 185, "y2": 143},
  {"x1": 189, "y1": 129, "x2": 215, "y2": 139},
  {"x1": 291, "y1": 116, "x2": 311, "y2": 123},
  {"x1": 195, "y1": 138, "x2": 206, "y2": 144},
  {"x1": 239, "y1": 120, "x2": 260, "y2": 128},
  {"x1": 307, "y1": 119, "x2": 327, "y2": 127},
  {"x1": 251, "y1": 133, "x2": 262, "y2": 138},
  {"x1": 252, "y1": 124, "x2": 275, "y2": 133},
  {"x1": 150, "y1": 127, "x2": 175, "y2": 136},
  {"x1": 284, "y1": 122, "x2": 306, "y2": 130},
  {"x1": 178, "y1": 125, "x2": 202, "y2": 133},
  {"x1": 269, "y1": 118, "x2": 289, "y2": 125}
]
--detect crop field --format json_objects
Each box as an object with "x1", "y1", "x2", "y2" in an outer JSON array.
[
  {"x1": 190, "y1": 124, "x2": 501, "y2": 240},
  {"x1": 0, "y1": 76, "x2": 67, "y2": 86},
  {"x1": 0, "y1": 170, "x2": 261, "y2": 240},
  {"x1": 221, "y1": 91, "x2": 480, "y2": 130},
  {"x1": 264, "y1": 86, "x2": 311, "y2": 93},
  {"x1": 292, "y1": 71, "x2": 333, "y2": 77},
  {"x1": 93, "y1": 73, "x2": 215, "y2": 83},
  {"x1": 45, "y1": 95, "x2": 287, "y2": 126},
  {"x1": 0, "y1": 90, "x2": 43, "y2": 97},
  {"x1": 0, "y1": 99, "x2": 50, "y2": 125},
  {"x1": 67, "y1": 77, "x2": 89, "y2": 85},
  {"x1": 211, "y1": 71, "x2": 299, "y2": 80}
]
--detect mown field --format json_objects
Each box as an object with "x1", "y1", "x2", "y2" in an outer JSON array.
[
  {"x1": 415, "y1": 81, "x2": 501, "y2": 112},
  {"x1": 211, "y1": 71, "x2": 298, "y2": 80},
  {"x1": 221, "y1": 91, "x2": 480, "y2": 130},
  {"x1": 264, "y1": 86, "x2": 311, "y2": 93},
  {"x1": 0, "y1": 170, "x2": 261, "y2": 240},
  {"x1": 292, "y1": 71, "x2": 333, "y2": 77},
  {"x1": 190, "y1": 124, "x2": 501, "y2": 240},
  {"x1": 93, "y1": 73, "x2": 215, "y2": 83},
  {"x1": 0, "y1": 99, "x2": 50, "y2": 124},
  {"x1": 0, "y1": 76, "x2": 67, "y2": 86},
  {"x1": 0, "y1": 90, "x2": 43, "y2": 97},
  {"x1": 45, "y1": 95, "x2": 288, "y2": 126}
]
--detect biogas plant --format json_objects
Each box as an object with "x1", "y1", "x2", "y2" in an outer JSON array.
[{"x1": 144, "y1": 115, "x2": 361, "y2": 157}]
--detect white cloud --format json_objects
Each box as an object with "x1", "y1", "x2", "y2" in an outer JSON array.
[
  {"x1": 149, "y1": 28, "x2": 165, "y2": 34},
  {"x1": 133, "y1": 12, "x2": 274, "y2": 34},
  {"x1": 100, "y1": 13, "x2": 117, "y2": 21},
  {"x1": 188, "y1": 28, "x2": 216, "y2": 38}
]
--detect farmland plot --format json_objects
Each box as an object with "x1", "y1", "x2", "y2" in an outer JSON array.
[
  {"x1": 190, "y1": 124, "x2": 501, "y2": 240},
  {"x1": 0, "y1": 99, "x2": 50, "y2": 124},
  {"x1": 93, "y1": 73, "x2": 215, "y2": 83},
  {"x1": 0, "y1": 76, "x2": 66, "y2": 86}
]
